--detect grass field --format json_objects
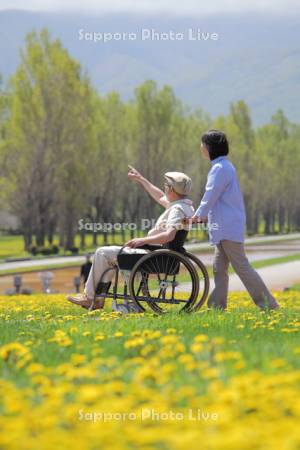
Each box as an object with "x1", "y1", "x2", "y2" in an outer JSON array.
[
  {"x1": 0, "y1": 231, "x2": 208, "y2": 260},
  {"x1": 0, "y1": 292, "x2": 300, "y2": 449},
  {"x1": 0, "y1": 233, "x2": 133, "y2": 259},
  {"x1": 0, "y1": 235, "x2": 28, "y2": 259}
]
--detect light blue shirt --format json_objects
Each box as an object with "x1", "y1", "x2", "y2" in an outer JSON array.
[{"x1": 195, "y1": 156, "x2": 246, "y2": 245}]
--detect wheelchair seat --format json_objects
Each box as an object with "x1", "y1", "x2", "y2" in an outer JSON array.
[
  {"x1": 117, "y1": 230, "x2": 188, "y2": 272},
  {"x1": 164, "y1": 229, "x2": 188, "y2": 252}
]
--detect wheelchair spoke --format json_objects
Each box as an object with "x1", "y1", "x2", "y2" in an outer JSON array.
[
  {"x1": 140, "y1": 270, "x2": 150, "y2": 295},
  {"x1": 168, "y1": 255, "x2": 179, "y2": 278},
  {"x1": 162, "y1": 255, "x2": 171, "y2": 282},
  {"x1": 136, "y1": 280, "x2": 143, "y2": 297},
  {"x1": 171, "y1": 274, "x2": 176, "y2": 300}
]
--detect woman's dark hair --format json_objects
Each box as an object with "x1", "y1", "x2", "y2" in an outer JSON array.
[{"x1": 201, "y1": 130, "x2": 229, "y2": 161}]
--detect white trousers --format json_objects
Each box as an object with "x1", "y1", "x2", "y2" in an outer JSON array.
[{"x1": 84, "y1": 246, "x2": 147, "y2": 299}]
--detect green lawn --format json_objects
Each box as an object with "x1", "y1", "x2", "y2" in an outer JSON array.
[
  {"x1": 0, "y1": 233, "x2": 117, "y2": 259},
  {"x1": 1, "y1": 292, "x2": 299, "y2": 375},
  {"x1": 0, "y1": 234, "x2": 28, "y2": 259}
]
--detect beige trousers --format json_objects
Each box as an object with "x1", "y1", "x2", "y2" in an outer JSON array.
[
  {"x1": 84, "y1": 246, "x2": 147, "y2": 299},
  {"x1": 208, "y1": 240, "x2": 279, "y2": 310}
]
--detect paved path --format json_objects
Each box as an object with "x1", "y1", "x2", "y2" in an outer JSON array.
[
  {"x1": 178, "y1": 260, "x2": 300, "y2": 294},
  {"x1": 224, "y1": 260, "x2": 300, "y2": 292},
  {"x1": 0, "y1": 255, "x2": 86, "y2": 272},
  {"x1": 192, "y1": 241, "x2": 300, "y2": 266}
]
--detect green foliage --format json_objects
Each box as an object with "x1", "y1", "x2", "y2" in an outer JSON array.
[{"x1": 1, "y1": 29, "x2": 299, "y2": 251}]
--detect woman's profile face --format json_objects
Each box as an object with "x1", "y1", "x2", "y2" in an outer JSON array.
[{"x1": 201, "y1": 143, "x2": 210, "y2": 160}]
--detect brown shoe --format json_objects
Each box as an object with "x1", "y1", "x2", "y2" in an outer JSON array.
[{"x1": 67, "y1": 294, "x2": 104, "y2": 310}]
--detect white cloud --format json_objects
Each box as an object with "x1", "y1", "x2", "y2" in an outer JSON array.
[{"x1": 0, "y1": 0, "x2": 299, "y2": 15}]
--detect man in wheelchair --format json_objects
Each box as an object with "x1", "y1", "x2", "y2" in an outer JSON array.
[{"x1": 67, "y1": 167, "x2": 194, "y2": 310}]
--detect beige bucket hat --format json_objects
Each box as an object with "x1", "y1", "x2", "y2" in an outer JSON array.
[{"x1": 164, "y1": 172, "x2": 192, "y2": 195}]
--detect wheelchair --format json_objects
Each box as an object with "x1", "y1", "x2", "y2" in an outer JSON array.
[{"x1": 91, "y1": 230, "x2": 210, "y2": 314}]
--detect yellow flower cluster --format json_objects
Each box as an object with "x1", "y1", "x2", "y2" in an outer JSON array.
[{"x1": 0, "y1": 291, "x2": 299, "y2": 449}]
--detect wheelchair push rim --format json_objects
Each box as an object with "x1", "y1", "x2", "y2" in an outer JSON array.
[{"x1": 128, "y1": 249, "x2": 199, "y2": 314}]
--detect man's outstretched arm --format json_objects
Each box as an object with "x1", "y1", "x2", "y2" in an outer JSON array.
[{"x1": 128, "y1": 165, "x2": 170, "y2": 208}]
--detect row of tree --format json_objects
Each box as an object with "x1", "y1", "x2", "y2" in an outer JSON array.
[{"x1": 0, "y1": 30, "x2": 299, "y2": 250}]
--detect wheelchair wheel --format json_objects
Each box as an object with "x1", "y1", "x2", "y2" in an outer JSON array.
[
  {"x1": 185, "y1": 252, "x2": 210, "y2": 311},
  {"x1": 128, "y1": 249, "x2": 199, "y2": 314}
]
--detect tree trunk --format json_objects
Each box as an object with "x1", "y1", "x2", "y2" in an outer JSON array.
[
  {"x1": 296, "y1": 208, "x2": 300, "y2": 230},
  {"x1": 271, "y1": 211, "x2": 276, "y2": 234},
  {"x1": 264, "y1": 209, "x2": 271, "y2": 234},
  {"x1": 23, "y1": 232, "x2": 32, "y2": 251},
  {"x1": 93, "y1": 232, "x2": 98, "y2": 246},
  {"x1": 253, "y1": 209, "x2": 259, "y2": 234},
  {"x1": 278, "y1": 205, "x2": 285, "y2": 232},
  {"x1": 102, "y1": 231, "x2": 108, "y2": 245},
  {"x1": 111, "y1": 227, "x2": 116, "y2": 244},
  {"x1": 65, "y1": 215, "x2": 75, "y2": 249},
  {"x1": 47, "y1": 218, "x2": 56, "y2": 245},
  {"x1": 121, "y1": 227, "x2": 125, "y2": 242},
  {"x1": 130, "y1": 227, "x2": 135, "y2": 239},
  {"x1": 65, "y1": 231, "x2": 74, "y2": 250},
  {"x1": 58, "y1": 226, "x2": 64, "y2": 247},
  {"x1": 287, "y1": 210, "x2": 291, "y2": 233},
  {"x1": 36, "y1": 229, "x2": 45, "y2": 247},
  {"x1": 80, "y1": 230, "x2": 86, "y2": 250}
]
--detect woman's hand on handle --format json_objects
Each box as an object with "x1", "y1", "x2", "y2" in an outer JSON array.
[{"x1": 182, "y1": 215, "x2": 207, "y2": 225}]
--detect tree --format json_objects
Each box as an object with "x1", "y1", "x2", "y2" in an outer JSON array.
[
  {"x1": 0, "y1": 76, "x2": 10, "y2": 212},
  {"x1": 214, "y1": 101, "x2": 259, "y2": 233},
  {"x1": 89, "y1": 92, "x2": 130, "y2": 245},
  {"x1": 255, "y1": 109, "x2": 300, "y2": 233},
  {"x1": 5, "y1": 29, "x2": 97, "y2": 250}
]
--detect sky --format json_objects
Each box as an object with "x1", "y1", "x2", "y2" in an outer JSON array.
[{"x1": 0, "y1": 0, "x2": 299, "y2": 15}]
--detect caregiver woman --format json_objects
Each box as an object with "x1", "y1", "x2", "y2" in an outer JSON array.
[{"x1": 186, "y1": 129, "x2": 279, "y2": 310}]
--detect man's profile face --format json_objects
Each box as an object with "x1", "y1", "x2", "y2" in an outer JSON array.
[
  {"x1": 164, "y1": 181, "x2": 174, "y2": 200},
  {"x1": 164, "y1": 181, "x2": 170, "y2": 195}
]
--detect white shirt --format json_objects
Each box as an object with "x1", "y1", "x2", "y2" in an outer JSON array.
[{"x1": 148, "y1": 198, "x2": 194, "y2": 235}]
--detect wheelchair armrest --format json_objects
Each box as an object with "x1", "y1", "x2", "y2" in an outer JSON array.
[
  {"x1": 139, "y1": 244, "x2": 163, "y2": 251},
  {"x1": 140, "y1": 243, "x2": 186, "y2": 253},
  {"x1": 117, "y1": 244, "x2": 162, "y2": 256}
]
